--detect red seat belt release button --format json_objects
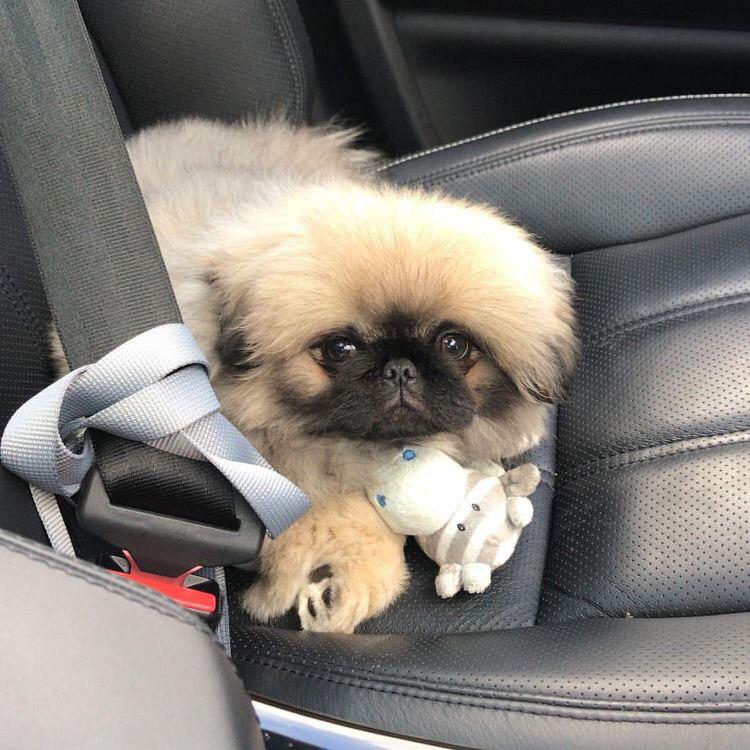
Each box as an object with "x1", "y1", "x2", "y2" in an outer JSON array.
[{"x1": 107, "y1": 551, "x2": 219, "y2": 616}]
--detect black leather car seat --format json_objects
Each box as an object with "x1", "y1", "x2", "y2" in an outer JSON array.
[
  {"x1": 232, "y1": 94, "x2": 750, "y2": 749},
  {"x1": 1, "y1": 2, "x2": 748, "y2": 748}
]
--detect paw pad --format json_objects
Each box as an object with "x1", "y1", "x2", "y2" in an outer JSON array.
[
  {"x1": 310, "y1": 564, "x2": 332, "y2": 583},
  {"x1": 298, "y1": 577, "x2": 337, "y2": 632},
  {"x1": 305, "y1": 587, "x2": 334, "y2": 619},
  {"x1": 321, "y1": 587, "x2": 334, "y2": 607},
  {"x1": 376, "y1": 494, "x2": 387, "y2": 507}
]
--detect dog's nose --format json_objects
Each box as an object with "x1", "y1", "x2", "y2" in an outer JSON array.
[{"x1": 383, "y1": 358, "x2": 417, "y2": 384}]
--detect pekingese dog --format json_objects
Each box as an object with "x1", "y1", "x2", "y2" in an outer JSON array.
[{"x1": 79, "y1": 118, "x2": 578, "y2": 631}]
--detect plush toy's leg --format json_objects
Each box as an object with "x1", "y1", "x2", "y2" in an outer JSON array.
[
  {"x1": 507, "y1": 495, "x2": 534, "y2": 528},
  {"x1": 461, "y1": 562, "x2": 492, "y2": 594},
  {"x1": 435, "y1": 563, "x2": 463, "y2": 598}
]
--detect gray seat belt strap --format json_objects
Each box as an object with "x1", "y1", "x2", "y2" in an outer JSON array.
[
  {"x1": 2, "y1": 324, "x2": 309, "y2": 538},
  {"x1": 29, "y1": 487, "x2": 75, "y2": 558}
]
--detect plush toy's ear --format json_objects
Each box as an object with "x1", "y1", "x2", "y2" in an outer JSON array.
[{"x1": 501, "y1": 463, "x2": 541, "y2": 497}]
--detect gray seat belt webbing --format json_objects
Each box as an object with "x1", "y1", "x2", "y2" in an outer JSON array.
[
  {"x1": 2, "y1": 323, "x2": 309, "y2": 539},
  {"x1": 29, "y1": 486, "x2": 75, "y2": 558}
]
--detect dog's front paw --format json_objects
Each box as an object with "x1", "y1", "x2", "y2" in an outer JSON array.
[
  {"x1": 242, "y1": 576, "x2": 300, "y2": 622},
  {"x1": 297, "y1": 565, "x2": 371, "y2": 633}
]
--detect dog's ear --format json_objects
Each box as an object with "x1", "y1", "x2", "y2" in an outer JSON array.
[
  {"x1": 216, "y1": 314, "x2": 256, "y2": 374},
  {"x1": 512, "y1": 334, "x2": 579, "y2": 406},
  {"x1": 207, "y1": 273, "x2": 257, "y2": 375}
]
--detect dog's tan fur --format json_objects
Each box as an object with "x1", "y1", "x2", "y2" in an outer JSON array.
[{"x1": 53, "y1": 117, "x2": 576, "y2": 632}]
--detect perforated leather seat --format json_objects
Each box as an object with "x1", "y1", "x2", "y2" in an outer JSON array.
[
  {"x1": 230, "y1": 96, "x2": 750, "y2": 748},
  {"x1": 1, "y1": 3, "x2": 748, "y2": 748}
]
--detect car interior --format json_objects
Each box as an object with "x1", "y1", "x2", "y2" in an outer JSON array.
[{"x1": 1, "y1": 1, "x2": 749, "y2": 748}]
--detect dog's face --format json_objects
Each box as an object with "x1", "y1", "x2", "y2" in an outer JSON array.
[
  {"x1": 289, "y1": 317, "x2": 516, "y2": 441},
  {"x1": 207, "y1": 184, "x2": 577, "y2": 457}
]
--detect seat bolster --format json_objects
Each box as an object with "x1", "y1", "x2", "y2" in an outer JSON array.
[
  {"x1": 0, "y1": 529, "x2": 262, "y2": 750},
  {"x1": 233, "y1": 613, "x2": 750, "y2": 750},
  {"x1": 382, "y1": 94, "x2": 750, "y2": 253}
]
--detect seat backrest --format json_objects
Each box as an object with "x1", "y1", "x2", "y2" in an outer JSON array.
[
  {"x1": 78, "y1": 0, "x2": 314, "y2": 129},
  {"x1": 0, "y1": 0, "x2": 313, "y2": 539}
]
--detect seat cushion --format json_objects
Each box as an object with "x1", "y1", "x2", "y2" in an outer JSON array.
[
  {"x1": 543, "y1": 213, "x2": 750, "y2": 622},
  {"x1": 387, "y1": 94, "x2": 750, "y2": 626},
  {"x1": 232, "y1": 96, "x2": 750, "y2": 748}
]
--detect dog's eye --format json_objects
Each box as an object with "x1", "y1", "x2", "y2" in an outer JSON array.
[
  {"x1": 323, "y1": 338, "x2": 359, "y2": 362},
  {"x1": 438, "y1": 332, "x2": 471, "y2": 359}
]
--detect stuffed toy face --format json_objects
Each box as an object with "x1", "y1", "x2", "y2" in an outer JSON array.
[
  {"x1": 366, "y1": 447, "x2": 540, "y2": 597},
  {"x1": 366, "y1": 446, "x2": 468, "y2": 535}
]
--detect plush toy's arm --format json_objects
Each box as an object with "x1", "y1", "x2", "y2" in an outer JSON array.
[
  {"x1": 501, "y1": 463, "x2": 541, "y2": 497},
  {"x1": 507, "y1": 495, "x2": 534, "y2": 528}
]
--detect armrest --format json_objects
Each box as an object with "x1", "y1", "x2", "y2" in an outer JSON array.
[{"x1": 0, "y1": 529, "x2": 262, "y2": 750}]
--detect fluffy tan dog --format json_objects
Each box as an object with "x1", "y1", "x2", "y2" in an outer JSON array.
[{"x1": 64, "y1": 118, "x2": 577, "y2": 632}]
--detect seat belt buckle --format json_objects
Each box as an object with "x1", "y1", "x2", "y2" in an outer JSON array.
[
  {"x1": 76, "y1": 466, "x2": 263, "y2": 607},
  {"x1": 100, "y1": 551, "x2": 222, "y2": 625}
]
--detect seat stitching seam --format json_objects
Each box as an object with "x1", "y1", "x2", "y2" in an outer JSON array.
[
  {"x1": 379, "y1": 93, "x2": 750, "y2": 171},
  {"x1": 583, "y1": 293, "x2": 750, "y2": 347},
  {"x1": 574, "y1": 207, "x2": 750, "y2": 256},
  {"x1": 416, "y1": 118, "x2": 750, "y2": 185},
  {"x1": 559, "y1": 430, "x2": 750, "y2": 484},
  {"x1": 239, "y1": 656, "x2": 750, "y2": 723},
  {"x1": 540, "y1": 581, "x2": 611, "y2": 617},
  {"x1": 407, "y1": 119, "x2": 750, "y2": 187},
  {"x1": 266, "y1": 0, "x2": 300, "y2": 118},
  {"x1": 266, "y1": 0, "x2": 304, "y2": 122}
]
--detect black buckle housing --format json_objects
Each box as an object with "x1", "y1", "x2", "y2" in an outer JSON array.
[{"x1": 78, "y1": 467, "x2": 264, "y2": 578}]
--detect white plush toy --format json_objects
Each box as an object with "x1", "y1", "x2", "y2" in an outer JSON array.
[{"x1": 366, "y1": 446, "x2": 540, "y2": 597}]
